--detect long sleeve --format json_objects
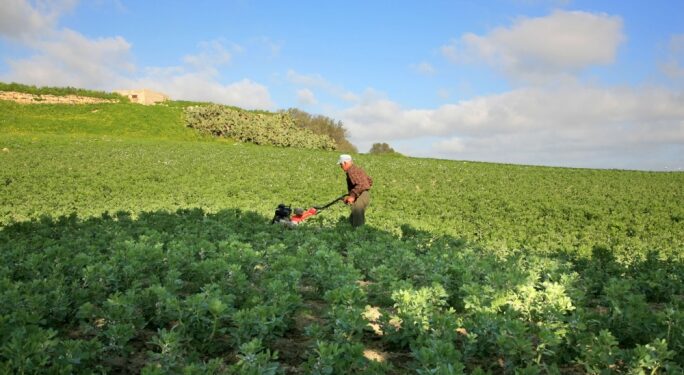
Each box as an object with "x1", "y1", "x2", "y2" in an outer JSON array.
[{"x1": 346, "y1": 165, "x2": 372, "y2": 198}]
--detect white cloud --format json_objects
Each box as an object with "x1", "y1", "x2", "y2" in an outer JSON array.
[
  {"x1": 0, "y1": 0, "x2": 76, "y2": 40},
  {"x1": 134, "y1": 41, "x2": 273, "y2": 109},
  {"x1": 286, "y1": 70, "x2": 327, "y2": 87},
  {"x1": 133, "y1": 72, "x2": 273, "y2": 109},
  {"x1": 250, "y1": 36, "x2": 282, "y2": 58},
  {"x1": 296, "y1": 88, "x2": 317, "y2": 105},
  {"x1": 342, "y1": 96, "x2": 432, "y2": 140},
  {"x1": 669, "y1": 34, "x2": 684, "y2": 54},
  {"x1": 1, "y1": 30, "x2": 274, "y2": 109},
  {"x1": 411, "y1": 62, "x2": 436, "y2": 76},
  {"x1": 3, "y1": 29, "x2": 134, "y2": 88},
  {"x1": 437, "y1": 88, "x2": 451, "y2": 100},
  {"x1": 286, "y1": 69, "x2": 359, "y2": 102},
  {"x1": 182, "y1": 40, "x2": 237, "y2": 72},
  {"x1": 342, "y1": 84, "x2": 684, "y2": 170},
  {"x1": 434, "y1": 137, "x2": 465, "y2": 153},
  {"x1": 662, "y1": 61, "x2": 684, "y2": 80},
  {"x1": 661, "y1": 34, "x2": 684, "y2": 81},
  {"x1": 344, "y1": 9, "x2": 678, "y2": 170},
  {"x1": 0, "y1": 1, "x2": 274, "y2": 110},
  {"x1": 423, "y1": 9, "x2": 680, "y2": 169},
  {"x1": 442, "y1": 10, "x2": 624, "y2": 83}
]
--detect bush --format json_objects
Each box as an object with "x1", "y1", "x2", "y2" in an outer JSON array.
[
  {"x1": 284, "y1": 108, "x2": 358, "y2": 152},
  {"x1": 184, "y1": 104, "x2": 336, "y2": 150},
  {"x1": 369, "y1": 142, "x2": 401, "y2": 155}
]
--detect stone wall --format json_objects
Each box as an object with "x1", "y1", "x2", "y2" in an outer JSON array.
[
  {"x1": 0, "y1": 91, "x2": 118, "y2": 104},
  {"x1": 115, "y1": 89, "x2": 169, "y2": 105}
]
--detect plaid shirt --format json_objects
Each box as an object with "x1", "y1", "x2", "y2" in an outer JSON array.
[{"x1": 346, "y1": 164, "x2": 373, "y2": 198}]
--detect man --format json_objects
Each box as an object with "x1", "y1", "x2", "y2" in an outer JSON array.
[{"x1": 338, "y1": 154, "x2": 372, "y2": 227}]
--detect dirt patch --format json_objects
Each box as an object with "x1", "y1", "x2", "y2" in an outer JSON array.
[
  {"x1": 0, "y1": 91, "x2": 118, "y2": 104},
  {"x1": 363, "y1": 348, "x2": 388, "y2": 362},
  {"x1": 271, "y1": 300, "x2": 328, "y2": 373},
  {"x1": 272, "y1": 335, "x2": 312, "y2": 374},
  {"x1": 356, "y1": 280, "x2": 374, "y2": 288},
  {"x1": 363, "y1": 305, "x2": 384, "y2": 336},
  {"x1": 363, "y1": 344, "x2": 413, "y2": 373}
]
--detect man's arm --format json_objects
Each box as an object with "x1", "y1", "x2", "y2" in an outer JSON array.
[{"x1": 347, "y1": 167, "x2": 371, "y2": 198}]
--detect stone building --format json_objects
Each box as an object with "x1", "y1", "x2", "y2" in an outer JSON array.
[{"x1": 115, "y1": 89, "x2": 169, "y2": 105}]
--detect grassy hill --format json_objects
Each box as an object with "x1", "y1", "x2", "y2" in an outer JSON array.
[
  {"x1": 0, "y1": 100, "x2": 202, "y2": 141},
  {"x1": 1, "y1": 91, "x2": 683, "y2": 373}
]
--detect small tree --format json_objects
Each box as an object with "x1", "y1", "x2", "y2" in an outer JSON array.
[
  {"x1": 284, "y1": 108, "x2": 358, "y2": 153},
  {"x1": 369, "y1": 142, "x2": 401, "y2": 155}
]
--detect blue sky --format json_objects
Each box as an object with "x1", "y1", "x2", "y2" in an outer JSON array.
[{"x1": 1, "y1": 0, "x2": 683, "y2": 170}]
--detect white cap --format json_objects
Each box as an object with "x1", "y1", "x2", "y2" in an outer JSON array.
[{"x1": 337, "y1": 154, "x2": 352, "y2": 165}]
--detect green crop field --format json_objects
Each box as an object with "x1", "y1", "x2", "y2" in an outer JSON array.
[{"x1": 1, "y1": 94, "x2": 683, "y2": 373}]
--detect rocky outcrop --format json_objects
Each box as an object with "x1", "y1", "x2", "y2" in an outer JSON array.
[{"x1": 0, "y1": 91, "x2": 118, "y2": 104}]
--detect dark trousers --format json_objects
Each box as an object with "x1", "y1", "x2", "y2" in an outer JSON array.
[{"x1": 350, "y1": 190, "x2": 370, "y2": 227}]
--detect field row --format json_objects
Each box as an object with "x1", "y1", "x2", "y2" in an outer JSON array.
[
  {"x1": 2, "y1": 134, "x2": 683, "y2": 260},
  {"x1": 2, "y1": 207, "x2": 682, "y2": 373}
]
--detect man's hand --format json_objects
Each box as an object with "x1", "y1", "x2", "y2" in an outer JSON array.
[{"x1": 344, "y1": 195, "x2": 356, "y2": 204}]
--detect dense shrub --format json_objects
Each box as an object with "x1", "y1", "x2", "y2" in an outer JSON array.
[
  {"x1": 369, "y1": 142, "x2": 402, "y2": 155},
  {"x1": 284, "y1": 108, "x2": 358, "y2": 152},
  {"x1": 184, "y1": 104, "x2": 336, "y2": 150}
]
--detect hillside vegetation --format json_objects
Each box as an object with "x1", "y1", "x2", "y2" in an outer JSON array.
[
  {"x1": 0, "y1": 82, "x2": 353, "y2": 151},
  {"x1": 1, "y1": 89, "x2": 683, "y2": 373},
  {"x1": 285, "y1": 108, "x2": 358, "y2": 153},
  {"x1": 0, "y1": 81, "x2": 126, "y2": 101},
  {"x1": 185, "y1": 104, "x2": 336, "y2": 150},
  {"x1": 0, "y1": 100, "x2": 202, "y2": 141}
]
